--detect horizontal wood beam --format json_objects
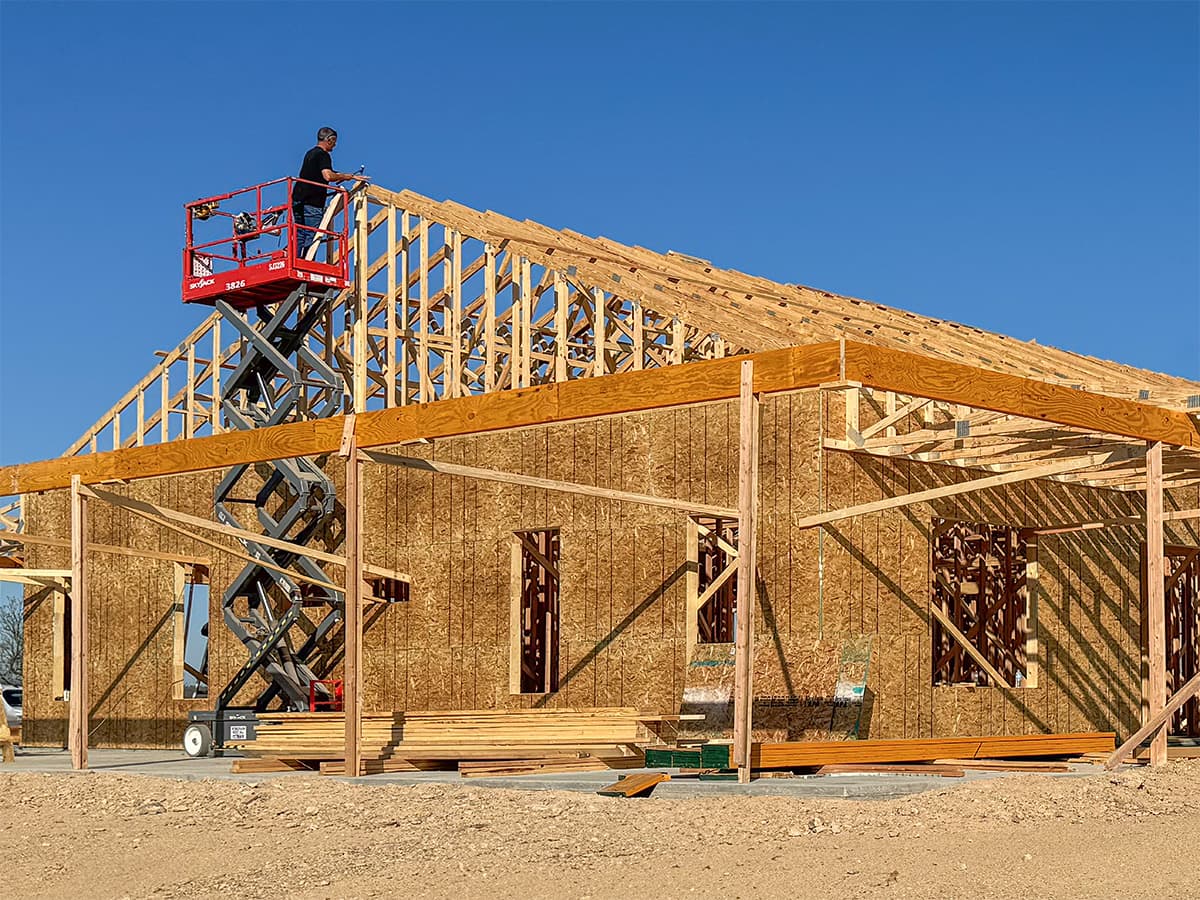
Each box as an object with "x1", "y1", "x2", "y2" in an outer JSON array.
[
  {"x1": 841, "y1": 342, "x2": 1200, "y2": 450},
  {"x1": 7, "y1": 532, "x2": 212, "y2": 566},
  {"x1": 796, "y1": 449, "x2": 1136, "y2": 530},
  {"x1": 361, "y1": 449, "x2": 738, "y2": 518},
  {"x1": 1025, "y1": 517, "x2": 1141, "y2": 535},
  {"x1": 1165, "y1": 508, "x2": 1200, "y2": 521},
  {"x1": 1017, "y1": 506, "x2": 1200, "y2": 534},
  {"x1": 2, "y1": 343, "x2": 839, "y2": 494},
  {"x1": 0, "y1": 570, "x2": 70, "y2": 590},
  {"x1": 3, "y1": 339, "x2": 1195, "y2": 498}
]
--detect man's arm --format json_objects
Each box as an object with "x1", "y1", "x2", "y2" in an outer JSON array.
[{"x1": 321, "y1": 168, "x2": 370, "y2": 184}]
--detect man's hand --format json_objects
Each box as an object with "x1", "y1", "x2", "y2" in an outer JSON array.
[{"x1": 350, "y1": 173, "x2": 371, "y2": 183}]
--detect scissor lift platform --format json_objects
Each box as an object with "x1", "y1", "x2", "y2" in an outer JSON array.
[{"x1": 182, "y1": 178, "x2": 351, "y2": 310}]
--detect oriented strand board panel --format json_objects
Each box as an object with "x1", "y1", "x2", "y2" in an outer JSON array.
[
  {"x1": 19, "y1": 387, "x2": 1174, "y2": 749},
  {"x1": 22, "y1": 471, "x2": 238, "y2": 749}
]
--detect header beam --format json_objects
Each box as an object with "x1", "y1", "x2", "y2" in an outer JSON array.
[{"x1": 3, "y1": 340, "x2": 1197, "y2": 496}]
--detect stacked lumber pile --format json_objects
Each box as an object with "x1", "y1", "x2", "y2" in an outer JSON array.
[
  {"x1": 644, "y1": 731, "x2": 1116, "y2": 778},
  {"x1": 229, "y1": 707, "x2": 681, "y2": 777}
]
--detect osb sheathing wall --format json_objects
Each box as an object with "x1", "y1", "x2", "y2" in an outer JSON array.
[
  {"x1": 22, "y1": 471, "x2": 243, "y2": 749},
  {"x1": 22, "y1": 388, "x2": 1200, "y2": 748}
]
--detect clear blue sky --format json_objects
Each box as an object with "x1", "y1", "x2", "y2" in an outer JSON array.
[{"x1": 1, "y1": 1, "x2": 1197, "y2": 468}]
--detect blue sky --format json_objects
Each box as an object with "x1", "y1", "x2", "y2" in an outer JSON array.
[{"x1": 1, "y1": 0, "x2": 1197, "y2": 467}]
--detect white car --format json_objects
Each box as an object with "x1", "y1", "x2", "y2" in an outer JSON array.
[{"x1": 1, "y1": 684, "x2": 21, "y2": 729}]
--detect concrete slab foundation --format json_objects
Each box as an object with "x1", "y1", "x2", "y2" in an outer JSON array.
[{"x1": 2, "y1": 747, "x2": 1109, "y2": 799}]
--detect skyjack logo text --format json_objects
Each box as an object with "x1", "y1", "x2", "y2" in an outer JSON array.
[{"x1": 188, "y1": 277, "x2": 215, "y2": 290}]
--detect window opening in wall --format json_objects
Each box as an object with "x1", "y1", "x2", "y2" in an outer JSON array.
[
  {"x1": 931, "y1": 518, "x2": 1030, "y2": 688},
  {"x1": 366, "y1": 574, "x2": 409, "y2": 604},
  {"x1": 173, "y1": 564, "x2": 211, "y2": 700},
  {"x1": 510, "y1": 529, "x2": 560, "y2": 694},
  {"x1": 1162, "y1": 546, "x2": 1200, "y2": 737},
  {"x1": 53, "y1": 592, "x2": 71, "y2": 701},
  {"x1": 693, "y1": 516, "x2": 739, "y2": 643}
]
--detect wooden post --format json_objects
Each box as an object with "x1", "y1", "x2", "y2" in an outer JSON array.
[
  {"x1": 484, "y1": 244, "x2": 497, "y2": 392},
  {"x1": 1145, "y1": 440, "x2": 1167, "y2": 765},
  {"x1": 418, "y1": 218, "x2": 430, "y2": 401},
  {"x1": 631, "y1": 301, "x2": 644, "y2": 371},
  {"x1": 670, "y1": 316, "x2": 685, "y2": 366},
  {"x1": 733, "y1": 360, "x2": 759, "y2": 784},
  {"x1": 211, "y1": 318, "x2": 222, "y2": 433},
  {"x1": 398, "y1": 210, "x2": 410, "y2": 406},
  {"x1": 520, "y1": 258, "x2": 532, "y2": 388},
  {"x1": 685, "y1": 517, "x2": 700, "y2": 665},
  {"x1": 353, "y1": 194, "x2": 369, "y2": 412},
  {"x1": 69, "y1": 474, "x2": 88, "y2": 770},
  {"x1": 593, "y1": 288, "x2": 607, "y2": 377},
  {"x1": 385, "y1": 204, "x2": 397, "y2": 408},
  {"x1": 554, "y1": 272, "x2": 569, "y2": 382},
  {"x1": 136, "y1": 389, "x2": 145, "y2": 446},
  {"x1": 186, "y1": 343, "x2": 196, "y2": 438},
  {"x1": 341, "y1": 418, "x2": 363, "y2": 777},
  {"x1": 449, "y1": 229, "x2": 463, "y2": 398}
]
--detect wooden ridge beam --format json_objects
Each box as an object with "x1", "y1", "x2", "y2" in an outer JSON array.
[{"x1": 387, "y1": 188, "x2": 1200, "y2": 405}]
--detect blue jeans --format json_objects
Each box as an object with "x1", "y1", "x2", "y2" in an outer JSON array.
[{"x1": 293, "y1": 204, "x2": 324, "y2": 258}]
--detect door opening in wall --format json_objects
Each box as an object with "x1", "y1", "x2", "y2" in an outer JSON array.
[
  {"x1": 52, "y1": 593, "x2": 71, "y2": 701},
  {"x1": 693, "y1": 516, "x2": 739, "y2": 643},
  {"x1": 174, "y1": 564, "x2": 211, "y2": 700},
  {"x1": 1160, "y1": 546, "x2": 1200, "y2": 737},
  {"x1": 511, "y1": 529, "x2": 560, "y2": 694}
]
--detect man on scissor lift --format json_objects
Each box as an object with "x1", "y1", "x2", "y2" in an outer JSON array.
[{"x1": 293, "y1": 127, "x2": 369, "y2": 258}]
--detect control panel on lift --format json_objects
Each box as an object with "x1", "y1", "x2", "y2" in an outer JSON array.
[{"x1": 182, "y1": 177, "x2": 351, "y2": 309}]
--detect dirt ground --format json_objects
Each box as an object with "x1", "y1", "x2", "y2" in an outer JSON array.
[{"x1": 2, "y1": 761, "x2": 1198, "y2": 899}]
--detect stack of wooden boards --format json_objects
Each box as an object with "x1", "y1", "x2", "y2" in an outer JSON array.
[
  {"x1": 228, "y1": 708, "x2": 682, "y2": 777},
  {"x1": 645, "y1": 731, "x2": 1116, "y2": 777}
]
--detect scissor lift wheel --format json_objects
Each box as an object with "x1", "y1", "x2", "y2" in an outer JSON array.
[{"x1": 182, "y1": 722, "x2": 212, "y2": 758}]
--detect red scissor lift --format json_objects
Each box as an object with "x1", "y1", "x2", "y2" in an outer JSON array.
[
  {"x1": 179, "y1": 178, "x2": 356, "y2": 757},
  {"x1": 182, "y1": 177, "x2": 351, "y2": 309}
]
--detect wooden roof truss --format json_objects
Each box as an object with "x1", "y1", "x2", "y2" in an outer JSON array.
[{"x1": 1, "y1": 182, "x2": 1197, "y2": 548}]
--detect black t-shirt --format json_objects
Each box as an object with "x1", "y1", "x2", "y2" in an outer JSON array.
[{"x1": 294, "y1": 146, "x2": 332, "y2": 207}]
